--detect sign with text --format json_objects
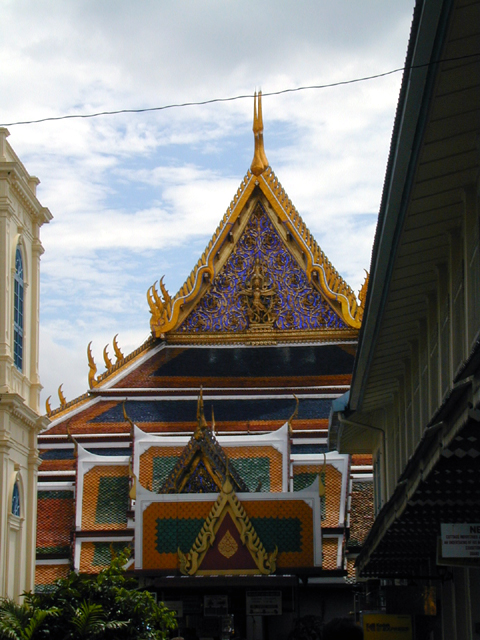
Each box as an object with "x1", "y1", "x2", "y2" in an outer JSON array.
[
  {"x1": 204, "y1": 595, "x2": 228, "y2": 617},
  {"x1": 441, "y1": 523, "x2": 480, "y2": 558},
  {"x1": 246, "y1": 591, "x2": 282, "y2": 616},
  {"x1": 363, "y1": 614, "x2": 412, "y2": 640}
]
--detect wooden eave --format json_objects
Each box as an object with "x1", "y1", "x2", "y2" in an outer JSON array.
[{"x1": 349, "y1": 0, "x2": 480, "y2": 416}]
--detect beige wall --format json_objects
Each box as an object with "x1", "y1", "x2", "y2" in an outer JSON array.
[{"x1": 0, "y1": 128, "x2": 51, "y2": 599}]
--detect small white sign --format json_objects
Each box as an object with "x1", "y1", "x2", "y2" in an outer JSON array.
[
  {"x1": 246, "y1": 591, "x2": 282, "y2": 616},
  {"x1": 204, "y1": 595, "x2": 228, "y2": 616},
  {"x1": 441, "y1": 523, "x2": 480, "y2": 558}
]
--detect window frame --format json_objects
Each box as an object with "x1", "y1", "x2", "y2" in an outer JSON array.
[{"x1": 13, "y1": 245, "x2": 24, "y2": 371}]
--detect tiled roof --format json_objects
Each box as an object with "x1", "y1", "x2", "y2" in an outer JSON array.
[
  {"x1": 80, "y1": 541, "x2": 131, "y2": 574},
  {"x1": 348, "y1": 480, "x2": 374, "y2": 549},
  {"x1": 35, "y1": 564, "x2": 70, "y2": 592},
  {"x1": 90, "y1": 398, "x2": 334, "y2": 424},
  {"x1": 322, "y1": 537, "x2": 341, "y2": 571},
  {"x1": 227, "y1": 446, "x2": 283, "y2": 492},
  {"x1": 37, "y1": 490, "x2": 74, "y2": 558},
  {"x1": 294, "y1": 464, "x2": 344, "y2": 528},
  {"x1": 139, "y1": 444, "x2": 284, "y2": 493},
  {"x1": 132, "y1": 345, "x2": 354, "y2": 381},
  {"x1": 82, "y1": 465, "x2": 130, "y2": 530},
  {"x1": 142, "y1": 498, "x2": 314, "y2": 571}
]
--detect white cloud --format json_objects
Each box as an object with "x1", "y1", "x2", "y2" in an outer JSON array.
[{"x1": 1, "y1": 0, "x2": 416, "y2": 404}]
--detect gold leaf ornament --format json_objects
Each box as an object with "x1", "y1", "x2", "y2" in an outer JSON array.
[{"x1": 218, "y1": 530, "x2": 238, "y2": 559}]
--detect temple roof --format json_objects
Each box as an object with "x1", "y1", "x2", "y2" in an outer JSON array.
[
  {"x1": 148, "y1": 92, "x2": 367, "y2": 342},
  {"x1": 45, "y1": 92, "x2": 365, "y2": 417}
]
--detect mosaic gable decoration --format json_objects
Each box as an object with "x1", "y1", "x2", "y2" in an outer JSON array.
[
  {"x1": 160, "y1": 391, "x2": 248, "y2": 494},
  {"x1": 178, "y1": 206, "x2": 346, "y2": 334},
  {"x1": 146, "y1": 92, "x2": 367, "y2": 343},
  {"x1": 178, "y1": 476, "x2": 277, "y2": 576}
]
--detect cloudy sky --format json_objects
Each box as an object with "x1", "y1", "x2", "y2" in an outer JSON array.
[{"x1": 0, "y1": 0, "x2": 415, "y2": 410}]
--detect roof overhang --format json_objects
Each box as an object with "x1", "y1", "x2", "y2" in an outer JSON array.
[{"x1": 349, "y1": 0, "x2": 459, "y2": 414}]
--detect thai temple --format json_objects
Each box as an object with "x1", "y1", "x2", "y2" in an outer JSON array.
[{"x1": 35, "y1": 94, "x2": 373, "y2": 639}]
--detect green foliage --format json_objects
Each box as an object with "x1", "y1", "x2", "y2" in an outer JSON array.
[
  {"x1": 0, "y1": 600, "x2": 59, "y2": 640},
  {"x1": 0, "y1": 551, "x2": 176, "y2": 640}
]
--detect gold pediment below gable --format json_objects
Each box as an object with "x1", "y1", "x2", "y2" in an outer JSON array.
[{"x1": 178, "y1": 477, "x2": 277, "y2": 576}]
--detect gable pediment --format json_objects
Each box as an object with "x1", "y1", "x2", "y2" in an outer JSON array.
[
  {"x1": 178, "y1": 477, "x2": 277, "y2": 576},
  {"x1": 177, "y1": 199, "x2": 347, "y2": 335},
  {"x1": 148, "y1": 176, "x2": 365, "y2": 343},
  {"x1": 159, "y1": 391, "x2": 248, "y2": 494}
]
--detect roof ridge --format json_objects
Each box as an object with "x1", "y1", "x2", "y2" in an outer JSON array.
[{"x1": 45, "y1": 335, "x2": 155, "y2": 419}]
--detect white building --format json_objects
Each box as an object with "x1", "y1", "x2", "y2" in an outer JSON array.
[{"x1": 0, "y1": 128, "x2": 51, "y2": 599}]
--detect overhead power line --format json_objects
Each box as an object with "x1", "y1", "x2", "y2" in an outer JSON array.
[{"x1": 1, "y1": 53, "x2": 478, "y2": 128}]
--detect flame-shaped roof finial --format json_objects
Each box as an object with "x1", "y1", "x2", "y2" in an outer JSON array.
[{"x1": 250, "y1": 90, "x2": 269, "y2": 176}]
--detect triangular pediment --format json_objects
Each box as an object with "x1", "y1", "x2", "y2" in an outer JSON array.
[
  {"x1": 149, "y1": 170, "x2": 366, "y2": 343},
  {"x1": 160, "y1": 392, "x2": 248, "y2": 494},
  {"x1": 178, "y1": 199, "x2": 348, "y2": 335},
  {"x1": 178, "y1": 477, "x2": 277, "y2": 575}
]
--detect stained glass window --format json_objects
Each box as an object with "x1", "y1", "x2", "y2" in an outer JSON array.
[
  {"x1": 13, "y1": 246, "x2": 24, "y2": 371},
  {"x1": 12, "y1": 480, "x2": 20, "y2": 516}
]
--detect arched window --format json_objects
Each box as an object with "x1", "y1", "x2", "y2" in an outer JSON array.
[
  {"x1": 13, "y1": 246, "x2": 24, "y2": 371},
  {"x1": 11, "y1": 479, "x2": 21, "y2": 517}
]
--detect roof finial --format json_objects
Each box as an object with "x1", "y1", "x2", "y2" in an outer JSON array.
[
  {"x1": 195, "y1": 386, "x2": 208, "y2": 437},
  {"x1": 250, "y1": 90, "x2": 269, "y2": 176}
]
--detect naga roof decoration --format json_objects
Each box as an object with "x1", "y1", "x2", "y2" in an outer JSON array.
[
  {"x1": 177, "y1": 475, "x2": 277, "y2": 576},
  {"x1": 159, "y1": 390, "x2": 249, "y2": 494},
  {"x1": 148, "y1": 92, "x2": 367, "y2": 340}
]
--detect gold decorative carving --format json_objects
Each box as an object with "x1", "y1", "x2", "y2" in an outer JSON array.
[
  {"x1": 122, "y1": 401, "x2": 135, "y2": 439},
  {"x1": 87, "y1": 342, "x2": 98, "y2": 389},
  {"x1": 287, "y1": 395, "x2": 299, "y2": 436},
  {"x1": 178, "y1": 476, "x2": 277, "y2": 576},
  {"x1": 148, "y1": 276, "x2": 174, "y2": 334},
  {"x1": 218, "y1": 530, "x2": 238, "y2": 559},
  {"x1": 113, "y1": 334, "x2": 124, "y2": 362},
  {"x1": 356, "y1": 271, "x2": 369, "y2": 323},
  {"x1": 58, "y1": 384, "x2": 66, "y2": 409},
  {"x1": 45, "y1": 395, "x2": 52, "y2": 415},
  {"x1": 318, "y1": 453, "x2": 327, "y2": 498},
  {"x1": 148, "y1": 94, "x2": 365, "y2": 338},
  {"x1": 238, "y1": 258, "x2": 277, "y2": 326},
  {"x1": 251, "y1": 91, "x2": 269, "y2": 176},
  {"x1": 103, "y1": 345, "x2": 113, "y2": 371}
]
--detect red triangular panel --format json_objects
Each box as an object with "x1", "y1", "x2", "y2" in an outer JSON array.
[{"x1": 200, "y1": 511, "x2": 258, "y2": 571}]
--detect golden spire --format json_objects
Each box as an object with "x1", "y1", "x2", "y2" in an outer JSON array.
[
  {"x1": 195, "y1": 387, "x2": 208, "y2": 437},
  {"x1": 250, "y1": 90, "x2": 269, "y2": 176}
]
